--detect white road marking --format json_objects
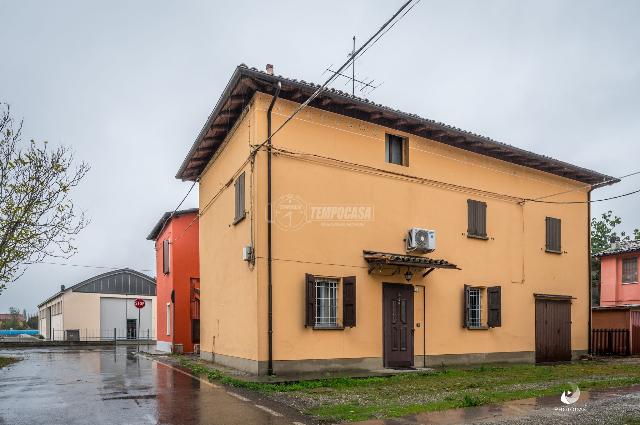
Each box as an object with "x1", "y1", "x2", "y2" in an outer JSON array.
[
  {"x1": 227, "y1": 391, "x2": 250, "y2": 402},
  {"x1": 254, "y1": 404, "x2": 283, "y2": 417},
  {"x1": 138, "y1": 353, "x2": 219, "y2": 388},
  {"x1": 292, "y1": 422, "x2": 306, "y2": 425},
  {"x1": 140, "y1": 354, "x2": 291, "y2": 420}
]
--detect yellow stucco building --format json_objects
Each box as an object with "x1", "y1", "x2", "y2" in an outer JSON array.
[{"x1": 177, "y1": 65, "x2": 616, "y2": 374}]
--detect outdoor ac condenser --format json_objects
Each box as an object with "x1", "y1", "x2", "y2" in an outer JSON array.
[{"x1": 406, "y1": 228, "x2": 436, "y2": 253}]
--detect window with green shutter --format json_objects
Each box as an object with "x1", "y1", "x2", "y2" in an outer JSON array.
[
  {"x1": 233, "y1": 172, "x2": 245, "y2": 224},
  {"x1": 162, "y1": 239, "x2": 170, "y2": 274},
  {"x1": 545, "y1": 217, "x2": 562, "y2": 253},
  {"x1": 467, "y1": 199, "x2": 488, "y2": 239}
]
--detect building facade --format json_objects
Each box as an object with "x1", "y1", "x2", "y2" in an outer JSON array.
[
  {"x1": 592, "y1": 241, "x2": 640, "y2": 355},
  {"x1": 37, "y1": 269, "x2": 157, "y2": 341},
  {"x1": 597, "y1": 240, "x2": 640, "y2": 306},
  {"x1": 147, "y1": 208, "x2": 200, "y2": 353},
  {"x1": 176, "y1": 65, "x2": 616, "y2": 374},
  {"x1": 0, "y1": 313, "x2": 26, "y2": 328}
]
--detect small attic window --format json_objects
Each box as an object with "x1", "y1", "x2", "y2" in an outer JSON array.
[{"x1": 385, "y1": 134, "x2": 408, "y2": 166}]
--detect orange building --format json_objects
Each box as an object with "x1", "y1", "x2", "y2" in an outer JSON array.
[
  {"x1": 597, "y1": 240, "x2": 640, "y2": 306},
  {"x1": 592, "y1": 240, "x2": 640, "y2": 355},
  {"x1": 177, "y1": 65, "x2": 616, "y2": 374},
  {"x1": 148, "y1": 208, "x2": 200, "y2": 353}
]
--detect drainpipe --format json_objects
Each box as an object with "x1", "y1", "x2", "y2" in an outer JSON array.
[
  {"x1": 422, "y1": 286, "x2": 426, "y2": 368},
  {"x1": 267, "y1": 81, "x2": 282, "y2": 376},
  {"x1": 587, "y1": 188, "x2": 593, "y2": 355}
]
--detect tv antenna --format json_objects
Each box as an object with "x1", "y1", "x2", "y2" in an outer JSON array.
[{"x1": 323, "y1": 36, "x2": 383, "y2": 96}]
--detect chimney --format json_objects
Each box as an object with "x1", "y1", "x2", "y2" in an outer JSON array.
[
  {"x1": 60, "y1": 285, "x2": 65, "y2": 292},
  {"x1": 266, "y1": 64, "x2": 274, "y2": 75},
  {"x1": 610, "y1": 236, "x2": 619, "y2": 250}
]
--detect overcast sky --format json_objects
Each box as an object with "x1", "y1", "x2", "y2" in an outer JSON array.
[{"x1": 1, "y1": 0, "x2": 639, "y2": 314}]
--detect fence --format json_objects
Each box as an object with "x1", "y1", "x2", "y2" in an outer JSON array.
[
  {"x1": 591, "y1": 328, "x2": 630, "y2": 356},
  {"x1": 50, "y1": 328, "x2": 155, "y2": 342}
]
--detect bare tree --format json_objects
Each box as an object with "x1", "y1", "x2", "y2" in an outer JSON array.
[{"x1": 0, "y1": 103, "x2": 89, "y2": 293}]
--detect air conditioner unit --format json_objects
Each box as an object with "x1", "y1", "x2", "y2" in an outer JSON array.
[{"x1": 406, "y1": 228, "x2": 436, "y2": 253}]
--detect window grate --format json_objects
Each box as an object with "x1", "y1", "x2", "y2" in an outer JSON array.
[
  {"x1": 467, "y1": 287, "x2": 482, "y2": 328},
  {"x1": 315, "y1": 278, "x2": 338, "y2": 327}
]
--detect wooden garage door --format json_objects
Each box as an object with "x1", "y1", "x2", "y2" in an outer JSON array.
[
  {"x1": 535, "y1": 298, "x2": 571, "y2": 362},
  {"x1": 631, "y1": 311, "x2": 640, "y2": 355}
]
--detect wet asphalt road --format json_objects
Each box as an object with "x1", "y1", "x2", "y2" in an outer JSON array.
[{"x1": 0, "y1": 346, "x2": 304, "y2": 425}]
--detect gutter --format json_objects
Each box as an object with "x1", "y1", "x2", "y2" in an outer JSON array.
[
  {"x1": 267, "y1": 81, "x2": 281, "y2": 376},
  {"x1": 587, "y1": 176, "x2": 617, "y2": 354}
]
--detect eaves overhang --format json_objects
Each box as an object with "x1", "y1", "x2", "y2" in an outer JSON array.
[
  {"x1": 146, "y1": 208, "x2": 199, "y2": 241},
  {"x1": 176, "y1": 64, "x2": 618, "y2": 187}
]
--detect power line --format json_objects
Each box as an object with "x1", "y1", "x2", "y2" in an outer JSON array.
[
  {"x1": 22, "y1": 261, "x2": 153, "y2": 273},
  {"x1": 193, "y1": 1, "x2": 422, "y2": 228},
  {"x1": 525, "y1": 169, "x2": 640, "y2": 204},
  {"x1": 250, "y1": 0, "x2": 418, "y2": 156},
  {"x1": 524, "y1": 187, "x2": 640, "y2": 205},
  {"x1": 154, "y1": 179, "x2": 198, "y2": 244},
  {"x1": 354, "y1": 0, "x2": 422, "y2": 61}
]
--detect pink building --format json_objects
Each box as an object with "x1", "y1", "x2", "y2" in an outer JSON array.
[{"x1": 598, "y1": 240, "x2": 640, "y2": 306}]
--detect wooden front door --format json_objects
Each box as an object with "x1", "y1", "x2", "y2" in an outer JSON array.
[
  {"x1": 535, "y1": 298, "x2": 571, "y2": 362},
  {"x1": 383, "y1": 284, "x2": 414, "y2": 368}
]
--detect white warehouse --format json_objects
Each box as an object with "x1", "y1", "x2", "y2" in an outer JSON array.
[{"x1": 37, "y1": 269, "x2": 157, "y2": 341}]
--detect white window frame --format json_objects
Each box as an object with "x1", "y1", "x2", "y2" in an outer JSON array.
[
  {"x1": 467, "y1": 287, "x2": 482, "y2": 328},
  {"x1": 315, "y1": 278, "x2": 339, "y2": 328},
  {"x1": 166, "y1": 303, "x2": 171, "y2": 336}
]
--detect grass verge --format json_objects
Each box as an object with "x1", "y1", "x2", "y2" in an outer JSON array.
[
  {"x1": 0, "y1": 356, "x2": 20, "y2": 368},
  {"x1": 175, "y1": 357, "x2": 640, "y2": 422}
]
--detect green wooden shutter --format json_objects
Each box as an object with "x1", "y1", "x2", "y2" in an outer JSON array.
[
  {"x1": 305, "y1": 274, "x2": 316, "y2": 327},
  {"x1": 545, "y1": 217, "x2": 561, "y2": 252},
  {"x1": 478, "y1": 201, "x2": 487, "y2": 238},
  {"x1": 467, "y1": 200, "x2": 476, "y2": 236},
  {"x1": 463, "y1": 284, "x2": 470, "y2": 328},
  {"x1": 343, "y1": 276, "x2": 356, "y2": 327},
  {"x1": 162, "y1": 240, "x2": 170, "y2": 274},
  {"x1": 234, "y1": 172, "x2": 245, "y2": 222},
  {"x1": 488, "y1": 286, "x2": 502, "y2": 327},
  {"x1": 467, "y1": 200, "x2": 487, "y2": 238}
]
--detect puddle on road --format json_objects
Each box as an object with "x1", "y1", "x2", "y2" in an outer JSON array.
[
  {"x1": 0, "y1": 346, "x2": 298, "y2": 425},
  {"x1": 355, "y1": 385, "x2": 640, "y2": 424},
  {"x1": 103, "y1": 394, "x2": 157, "y2": 401}
]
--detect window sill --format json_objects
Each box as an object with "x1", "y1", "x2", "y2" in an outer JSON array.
[
  {"x1": 312, "y1": 325, "x2": 344, "y2": 330},
  {"x1": 467, "y1": 234, "x2": 489, "y2": 241},
  {"x1": 385, "y1": 161, "x2": 408, "y2": 167},
  {"x1": 467, "y1": 325, "x2": 489, "y2": 330},
  {"x1": 232, "y1": 214, "x2": 246, "y2": 225},
  {"x1": 545, "y1": 249, "x2": 562, "y2": 254},
  {"x1": 622, "y1": 281, "x2": 638, "y2": 285}
]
